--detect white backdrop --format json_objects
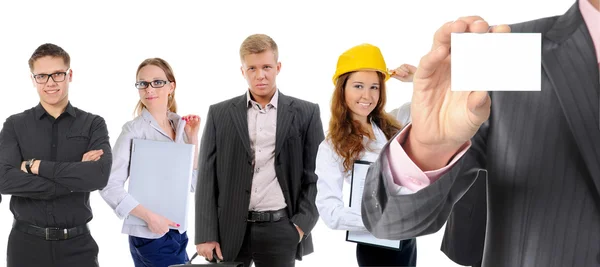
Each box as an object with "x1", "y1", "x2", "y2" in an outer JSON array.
[{"x1": 0, "y1": 0, "x2": 574, "y2": 266}]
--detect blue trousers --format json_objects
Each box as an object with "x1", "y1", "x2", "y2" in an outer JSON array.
[{"x1": 129, "y1": 229, "x2": 189, "y2": 267}]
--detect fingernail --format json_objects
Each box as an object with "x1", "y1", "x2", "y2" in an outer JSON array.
[{"x1": 177, "y1": 224, "x2": 180, "y2": 227}]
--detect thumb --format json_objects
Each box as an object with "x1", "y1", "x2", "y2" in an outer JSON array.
[
  {"x1": 466, "y1": 91, "x2": 491, "y2": 126},
  {"x1": 215, "y1": 243, "x2": 223, "y2": 260}
]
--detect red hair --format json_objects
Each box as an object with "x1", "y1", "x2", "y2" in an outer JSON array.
[{"x1": 327, "y1": 71, "x2": 402, "y2": 172}]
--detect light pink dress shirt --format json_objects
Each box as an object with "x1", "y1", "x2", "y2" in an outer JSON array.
[
  {"x1": 388, "y1": 0, "x2": 600, "y2": 193},
  {"x1": 246, "y1": 90, "x2": 287, "y2": 211}
]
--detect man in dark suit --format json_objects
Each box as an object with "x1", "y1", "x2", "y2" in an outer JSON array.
[
  {"x1": 362, "y1": 1, "x2": 600, "y2": 266},
  {"x1": 195, "y1": 34, "x2": 324, "y2": 267}
]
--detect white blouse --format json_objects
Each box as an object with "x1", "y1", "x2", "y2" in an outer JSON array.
[{"x1": 315, "y1": 103, "x2": 411, "y2": 231}]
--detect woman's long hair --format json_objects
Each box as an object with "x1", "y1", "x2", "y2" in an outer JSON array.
[{"x1": 327, "y1": 71, "x2": 402, "y2": 172}]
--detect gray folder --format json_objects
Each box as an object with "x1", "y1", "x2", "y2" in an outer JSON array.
[{"x1": 124, "y1": 139, "x2": 194, "y2": 232}]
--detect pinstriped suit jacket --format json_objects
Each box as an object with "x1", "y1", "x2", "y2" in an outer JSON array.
[
  {"x1": 362, "y1": 2, "x2": 600, "y2": 267},
  {"x1": 195, "y1": 91, "x2": 324, "y2": 261}
]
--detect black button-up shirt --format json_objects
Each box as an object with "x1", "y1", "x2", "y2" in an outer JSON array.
[{"x1": 0, "y1": 102, "x2": 112, "y2": 228}]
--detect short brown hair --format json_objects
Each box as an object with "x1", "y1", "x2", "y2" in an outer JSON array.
[
  {"x1": 134, "y1": 58, "x2": 178, "y2": 117},
  {"x1": 28, "y1": 43, "x2": 70, "y2": 71},
  {"x1": 239, "y1": 34, "x2": 279, "y2": 62}
]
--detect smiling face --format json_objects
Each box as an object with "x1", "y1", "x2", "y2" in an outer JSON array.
[
  {"x1": 136, "y1": 64, "x2": 174, "y2": 113},
  {"x1": 31, "y1": 56, "x2": 72, "y2": 109},
  {"x1": 343, "y1": 70, "x2": 381, "y2": 123}
]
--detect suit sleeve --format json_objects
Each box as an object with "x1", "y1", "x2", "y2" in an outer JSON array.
[
  {"x1": 290, "y1": 104, "x2": 324, "y2": 235},
  {"x1": 195, "y1": 106, "x2": 220, "y2": 244},
  {"x1": 440, "y1": 169, "x2": 487, "y2": 266},
  {"x1": 361, "y1": 120, "x2": 489, "y2": 242}
]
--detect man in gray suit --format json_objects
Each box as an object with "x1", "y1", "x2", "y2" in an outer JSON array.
[
  {"x1": 195, "y1": 34, "x2": 324, "y2": 267},
  {"x1": 362, "y1": 1, "x2": 600, "y2": 266}
]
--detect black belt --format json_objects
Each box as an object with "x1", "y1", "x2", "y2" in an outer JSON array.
[
  {"x1": 247, "y1": 208, "x2": 288, "y2": 223},
  {"x1": 13, "y1": 220, "x2": 90, "y2": 241}
]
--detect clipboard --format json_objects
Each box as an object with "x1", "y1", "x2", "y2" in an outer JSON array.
[
  {"x1": 124, "y1": 139, "x2": 194, "y2": 232},
  {"x1": 345, "y1": 160, "x2": 402, "y2": 250}
]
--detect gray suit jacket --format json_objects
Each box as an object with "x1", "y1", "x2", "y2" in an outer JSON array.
[
  {"x1": 362, "y1": 2, "x2": 600, "y2": 267},
  {"x1": 195, "y1": 91, "x2": 324, "y2": 261}
]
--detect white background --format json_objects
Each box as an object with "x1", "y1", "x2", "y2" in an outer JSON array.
[{"x1": 0, "y1": 0, "x2": 574, "y2": 266}]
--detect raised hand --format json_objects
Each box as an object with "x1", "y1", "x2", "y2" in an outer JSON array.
[
  {"x1": 182, "y1": 115, "x2": 201, "y2": 144},
  {"x1": 390, "y1": 63, "x2": 417, "y2": 82},
  {"x1": 406, "y1": 17, "x2": 510, "y2": 170}
]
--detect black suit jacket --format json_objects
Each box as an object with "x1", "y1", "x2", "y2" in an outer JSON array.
[
  {"x1": 362, "y1": 2, "x2": 600, "y2": 266},
  {"x1": 195, "y1": 91, "x2": 324, "y2": 261}
]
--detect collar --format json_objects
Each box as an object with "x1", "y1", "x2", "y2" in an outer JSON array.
[
  {"x1": 35, "y1": 102, "x2": 76, "y2": 120},
  {"x1": 246, "y1": 88, "x2": 279, "y2": 109},
  {"x1": 141, "y1": 108, "x2": 181, "y2": 126}
]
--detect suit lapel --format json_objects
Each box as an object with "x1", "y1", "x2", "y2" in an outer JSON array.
[
  {"x1": 543, "y1": 3, "x2": 600, "y2": 199},
  {"x1": 275, "y1": 92, "x2": 295, "y2": 157},
  {"x1": 229, "y1": 94, "x2": 253, "y2": 158}
]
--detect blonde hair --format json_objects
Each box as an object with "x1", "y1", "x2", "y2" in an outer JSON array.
[
  {"x1": 134, "y1": 58, "x2": 177, "y2": 117},
  {"x1": 239, "y1": 34, "x2": 279, "y2": 62}
]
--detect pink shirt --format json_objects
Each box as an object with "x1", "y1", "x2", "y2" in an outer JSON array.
[
  {"x1": 388, "y1": 1, "x2": 600, "y2": 192},
  {"x1": 580, "y1": 0, "x2": 600, "y2": 64},
  {"x1": 246, "y1": 90, "x2": 287, "y2": 211}
]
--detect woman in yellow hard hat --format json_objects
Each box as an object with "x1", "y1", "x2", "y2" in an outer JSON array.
[{"x1": 314, "y1": 43, "x2": 417, "y2": 266}]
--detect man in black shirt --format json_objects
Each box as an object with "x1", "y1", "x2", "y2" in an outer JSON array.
[{"x1": 0, "y1": 43, "x2": 112, "y2": 267}]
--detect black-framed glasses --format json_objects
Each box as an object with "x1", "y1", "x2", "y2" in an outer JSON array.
[
  {"x1": 32, "y1": 69, "x2": 70, "y2": 84},
  {"x1": 135, "y1": 80, "x2": 171, "y2": 90}
]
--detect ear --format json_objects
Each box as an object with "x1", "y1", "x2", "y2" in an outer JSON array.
[
  {"x1": 68, "y1": 69, "x2": 73, "y2": 82},
  {"x1": 276, "y1": 62, "x2": 281, "y2": 75},
  {"x1": 169, "y1": 81, "x2": 176, "y2": 94},
  {"x1": 240, "y1": 66, "x2": 245, "y2": 77}
]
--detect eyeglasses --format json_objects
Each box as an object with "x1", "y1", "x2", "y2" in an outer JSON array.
[
  {"x1": 32, "y1": 69, "x2": 70, "y2": 84},
  {"x1": 135, "y1": 80, "x2": 172, "y2": 90}
]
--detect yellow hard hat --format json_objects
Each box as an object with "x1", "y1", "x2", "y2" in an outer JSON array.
[{"x1": 332, "y1": 43, "x2": 389, "y2": 85}]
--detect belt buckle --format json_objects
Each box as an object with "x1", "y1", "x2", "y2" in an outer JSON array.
[
  {"x1": 247, "y1": 211, "x2": 267, "y2": 222},
  {"x1": 45, "y1": 227, "x2": 66, "y2": 241},
  {"x1": 45, "y1": 227, "x2": 59, "y2": 240}
]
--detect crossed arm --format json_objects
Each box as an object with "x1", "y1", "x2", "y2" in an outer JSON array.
[{"x1": 0, "y1": 117, "x2": 112, "y2": 200}]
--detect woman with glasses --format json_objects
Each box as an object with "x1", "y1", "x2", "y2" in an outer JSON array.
[
  {"x1": 315, "y1": 43, "x2": 417, "y2": 266},
  {"x1": 99, "y1": 58, "x2": 200, "y2": 267}
]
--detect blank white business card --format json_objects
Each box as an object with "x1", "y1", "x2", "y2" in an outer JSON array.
[{"x1": 451, "y1": 33, "x2": 541, "y2": 91}]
